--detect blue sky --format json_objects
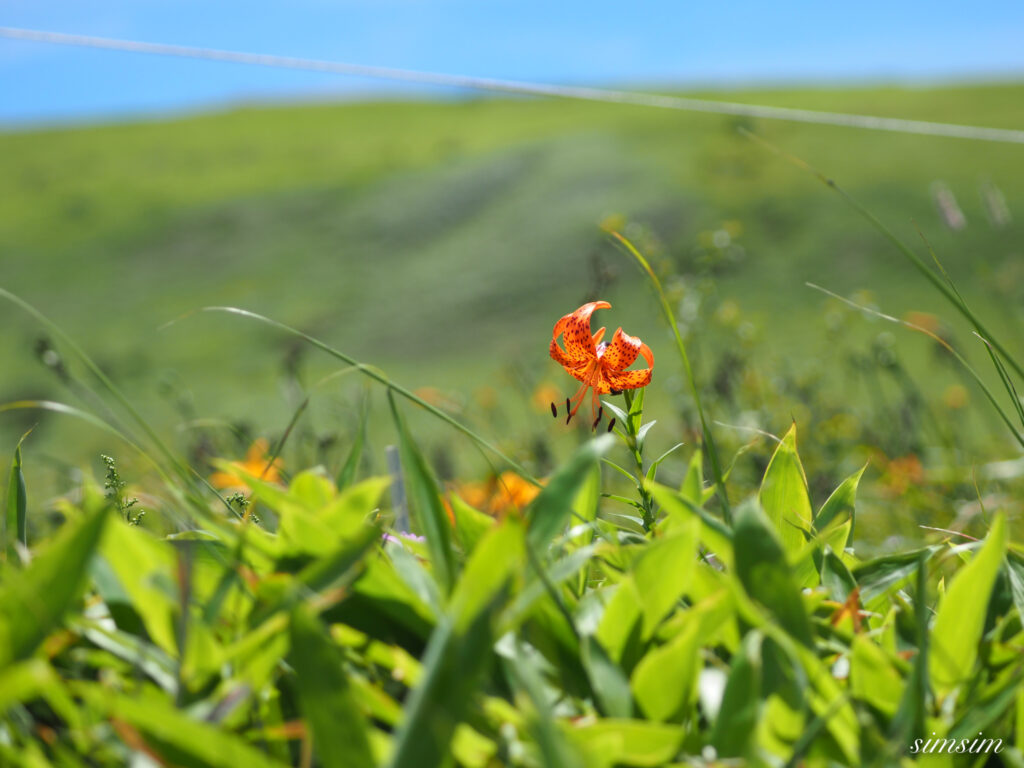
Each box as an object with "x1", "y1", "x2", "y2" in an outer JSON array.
[{"x1": 3, "y1": 0, "x2": 1024, "y2": 126}]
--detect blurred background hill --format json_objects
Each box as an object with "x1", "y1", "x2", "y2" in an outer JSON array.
[
  {"x1": 3, "y1": 2, "x2": 1024, "y2": 545},
  {"x1": 3, "y1": 84, "x2": 1024, "y2": 503}
]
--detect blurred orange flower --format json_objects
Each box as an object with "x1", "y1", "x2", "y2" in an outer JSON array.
[
  {"x1": 210, "y1": 438, "x2": 283, "y2": 490},
  {"x1": 902, "y1": 311, "x2": 940, "y2": 334},
  {"x1": 549, "y1": 301, "x2": 653, "y2": 427},
  {"x1": 943, "y1": 384, "x2": 969, "y2": 410},
  {"x1": 453, "y1": 472, "x2": 542, "y2": 516},
  {"x1": 881, "y1": 454, "x2": 924, "y2": 495},
  {"x1": 531, "y1": 382, "x2": 561, "y2": 412}
]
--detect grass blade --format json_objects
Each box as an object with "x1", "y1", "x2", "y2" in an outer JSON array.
[
  {"x1": 4, "y1": 429, "x2": 30, "y2": 559},
  {"x1": 338, "y1": 390, "x2": 370, "y2": 489},
  {"x1": 806, "y1": 284, "x2": 1024, "y2": 450},
  {"x1": 289, "y1": 606, "x2": 375, "y2": 768},
  {"x1": 0, "y1": 287, "x2": 198, "y2": 486},
  {"x1": 386, "y1": 604, "x2": 493, "y2": 768},
  {"x1": 738, "y1": 129, "x2": 1024, "y2": 382},
  {"x1": 388, "y1": 392, "x2": 457, "y2": 594},
  {"x1": 198, "y1": 306, "x2": 539, "y2": 485}
]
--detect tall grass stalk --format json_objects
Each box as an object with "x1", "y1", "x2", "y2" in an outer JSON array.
[
  {"x1": 807, "y1": 283, "x2": 1024, "y2": 450},
  {"x1": 738, "y1": 128, "x2": 1024, "y2": 382},
  {"x1": 608, "y1": 231, "x2": 732, "y2": 522}
]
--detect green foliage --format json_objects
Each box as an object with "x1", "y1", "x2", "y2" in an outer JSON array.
[
  {"x1": 3, "y1": 84, "x2": 1024, "y2": 766},
  {"x1": 0, "y1": 382, "x2": 1019, "y2": 765}
]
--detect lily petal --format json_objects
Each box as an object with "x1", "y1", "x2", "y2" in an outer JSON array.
[
  {"x1": 604, "y1": 342, "x2": 654, "y2": 391},
  {"x1": 549, "y1": 334, "x2": 578, "y2": 369},
  {"x1": 601, "y1": 327, "x2": 643, "y2": 371},
  {"x1": 553, "y1": 301, "x2": 610, "y2": 363}
]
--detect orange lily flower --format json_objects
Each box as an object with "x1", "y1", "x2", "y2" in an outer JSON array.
[
  {"x1": 209, "y1": 438, "x2": 283, "y2": 490},
  {"x1": 549, "y1": 300, "x2": 654, "y2": 428}
]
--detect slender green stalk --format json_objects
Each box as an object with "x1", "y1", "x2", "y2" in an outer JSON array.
[
  {"x1": 807, "y1": 283, "x2": 1024, "y2": 450},
  {"x1": 198, "y1": 306, "x2": 540, "y2": 486},
  {"x1": 0, "y1": 287, "x2": 197, "y2": 483},
  {"x1": 608, "y1": 232, "x2": 731, "y2": 522},
  {"x1": 738, "y1": 128, "x2": 1024, "y2": 382}
]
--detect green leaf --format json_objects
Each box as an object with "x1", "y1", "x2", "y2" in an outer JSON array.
[
  {"x1": 387, "y1": 520, "x2": 522, "y2": 768},
  {"x1": 678, "y1": 449, "x2": 703, "y2": 504},
  {"x1": 853, "y1": 546, "x2": 940, "y2": 606},
  {"x1": 1006, "y1": 552, "x2": 1024, "y2": 620},
  {"x1": 595, "y1": 581, "x2": 643, "y2": 664},
  {"x1": 98, "y1": 517, "x2": 180, "y2": 656},
  {"x1": 711, "y1": 631, "x2": 762, "y2": 757},
  {"x1": 632, "y1": 591, "x2": 729, "y2": 721},
  {"x1": 627, "y1": 387, "x2": 645, "y2": 434},
  {"x1": 930, "y1": 512, "x2": 1008, "y2": 698},
  {"x1": 632, "y1": 520, "x2": 699, "y2": 638},
  {"x1": 582, "y1": 634, "x2": 634, "y2": 717},
  {"x1": 566, "y1": 718, "x2": 682, "y2": 768},
  {"x1": 289, "y1": 606, "x2": 375, "y2": 768},
  {"x1": 386, "y1": 615, "x2": 493, "y2": 768},
  {"x1": 0, "y1": 492, "x2": 108, "y2": 668},
  {"x1": 0, "y1": 658, "x2": 82, "y2": 731},
  {"x1": 850, "y1": 635, "x2": 903, "y2": 717},
  {"x1": 758, "y1": 424, "x2": 813, "y2": 561},
  {"x1": 74, "y1": 615, "x2": 178, "y2": 693},
  {"x1": 501, "y1": 640, "x2": 587, "y2": 768},
  {"x1": 387, "y1": 541, "x2": 444, "y2": 618},
  {"x1": 572, "y1": 463, "x2": 602, "y2": 528},
  {"x1": 295, "y1": 522, "x2": 382, "y2": 597},
  {"x1": 76, "y1": 683, "x2": 288, "y2": 768},
  {"x1": 814, "y1": 464, "x2": 865, "y2": 547},
  {"x1": 527, "y1": 435, "x2": 613, "y2": 552},
  {"x1": 889, "y1": 553, "x2": 929, "y2": 746},
  {"x1": 320, "y1": 476, "x2": 392, "y2": 536},
  {"x1": 1017, "y1": 683, "x2": 1024, "y2": 752},
  {"x1": 647, "y1": 481, "x2": 733, "y2": 570},
  {"x1": 447, "y1": 492, "x2": 494, "y2": 555},
  {"x1": 732, "y1": 499, "x2": 813, "y2": 647},
  {"x1": 388, "y1": 392, "x2": 457, "y2": 594},
  {"x1": 449, "y1": 518, "x2": 524, "y2": 633},
  {"x1": 821, "y1": 547, "x2": 857, "y2": 602},
  {"x1": 783, "y1": 633, "x2": 860, "y2": 764},
  {"x1": 947, "y1": 665, "x2": 1022, "y2": 741},
  {"x1": 504, "y1": 544, "x2": 596, "y2": 630},
  {"x1": 645, "y1": 442, "x2": 684, "y2": 484},
  {"x1": 4, "y1": 430, "x2": 31, "y2": 559}
]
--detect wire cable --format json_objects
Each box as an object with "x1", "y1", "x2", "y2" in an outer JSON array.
[{"x1": 3, "y1": 25, "x2": 1024, "y2": 145}]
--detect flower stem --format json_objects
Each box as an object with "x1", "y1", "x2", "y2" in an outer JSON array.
[{"x1": 621, "y1": 390, "x2": 656, "y2": 532}]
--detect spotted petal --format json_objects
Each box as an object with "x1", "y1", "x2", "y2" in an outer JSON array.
[
  {"x1": 604, "y1": 342, "x2": 654, "y2": 392},
  {"x1": 600, "y1": 327, "x2": 643, "y2": 371},
  {"x1": 550, "y1": 300, "x2": 610, "y2": 366}
]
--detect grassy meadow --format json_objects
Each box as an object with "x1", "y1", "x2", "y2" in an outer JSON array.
[{"x1": 2, "y1": 81, "x2": 1024, "y2": 765}]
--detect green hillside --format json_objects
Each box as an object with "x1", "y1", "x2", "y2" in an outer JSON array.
[{"x1": 2, "y1": 82, "x2": 1024, "y2": 514}]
